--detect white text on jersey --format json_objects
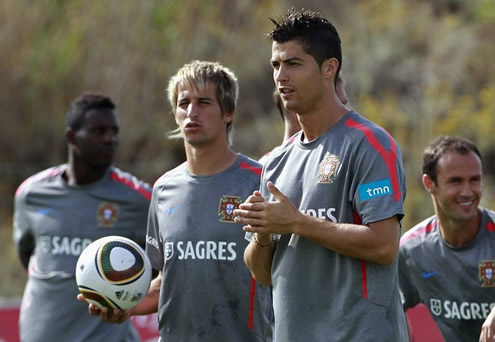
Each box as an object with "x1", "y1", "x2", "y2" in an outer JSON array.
[
  {"x1": 301, "y1": 207, "x2": 337, "y2": 222},
  {"x1": 430, "y1": 298, "x2": 495, "y2": 320},
  {"x1": 39, "y1": 235, "x2": 92, "y2": 256},
  {"x1": 168, "y1": 241, "x2": 237, "y2": 261}
]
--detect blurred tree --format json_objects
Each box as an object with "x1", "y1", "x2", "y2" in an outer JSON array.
[{"x1": 1, "y1": 0, "x2": 494, "y2": 299}]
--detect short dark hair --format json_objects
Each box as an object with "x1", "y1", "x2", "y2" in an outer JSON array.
[
  {"x1": 66, "y1": 93, "x2": 116, "y2": 131},
  {"x1": 268, "y1": 8, "x2": 342, "y2": 78},
  {"x1": 423, "y1": 136, "x2": 483, "y2": 183}
]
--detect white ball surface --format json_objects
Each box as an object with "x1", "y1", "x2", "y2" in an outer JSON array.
[
  {"x1": 110, "y1": 247, "x2": 136, "y2": 271},
  {"x1": 76, "y1": 236, "x2": 152, "y2": 310}
]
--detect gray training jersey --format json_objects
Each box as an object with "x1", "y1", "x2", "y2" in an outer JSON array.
[
  {"x1": 13, "y1": 164, "x2": 151, "y2": 342},
  {"x1": 261, "y1": 110, "x2": 408, "y2": 341},
  {"x1": 146, "y1": 154, "x2": 273, "y2": 341},
  {"x1": 399, "y1": 208, "x2": 495, "y2": 341}
]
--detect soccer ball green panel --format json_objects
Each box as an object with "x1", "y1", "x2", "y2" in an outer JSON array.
[{"x1": 76, "y1": 236, "x2": 152, "y2": 310}]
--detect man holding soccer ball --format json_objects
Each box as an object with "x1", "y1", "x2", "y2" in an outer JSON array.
[
  {"x1": 81, "y1": 61, "x2": 273, "y2": 341},
  {"x1": 14, "y1": 93, "x2": 152, "y2": 341}
]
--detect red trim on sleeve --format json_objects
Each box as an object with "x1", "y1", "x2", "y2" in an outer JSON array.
[
  {"x1": 352, "y1": 211, "x2": 361, "y2": 225},
  {"x1": 353, "y1": 210, "x2": 369, "y2": 299},
  {"x1": 345, "y1": 119, "x2": 402, "y2": 202},
  {"x1": 110, "y1": 171, "x2": 152, "y2": 200},
  {"x1": 240, "y1": 161, "x2": 262, "y2": 176},
  {"x1": 248, "y1": 276, "x2": 255, "y2": 331},
  {"x1": 487, "y1": 222, "x2": 495, "y2": 232}
]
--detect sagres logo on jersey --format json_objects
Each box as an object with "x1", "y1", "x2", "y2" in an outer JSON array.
[
  {"x1": 39, "y1": 235, "x2": 51, "y2": 254},
  {"x1": 430, "y1": 298, "x2": 442, "y2": 316},
  {"x1": 165, "y1": 242, "x2": 174, "y2": 261},
  {"x1": 218, "y1": 195, "x2": 242, "y2": 222},
  {"x1": 97, "y1": 202, "x2": 119, "y2": 228},
  {"x1": 479, "y1": 260, "x2": 495, "y2": 287},
  {"x1": 318, "y1": 153, "x2": 341, "y2": 184}
]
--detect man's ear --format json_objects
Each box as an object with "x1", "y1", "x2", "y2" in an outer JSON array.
[
  {"x1": 65, "y1": 127, "x2": 75, "y2": 144},
  {"x1": 423, "y1": 174, "x2": 435, "y2": 193},
  {"x1": 223, "y1": 111, "x2": 234, "y2": 124},
  {"x1": 321, "y1": 57, "x2": 339, "y2": 80}
]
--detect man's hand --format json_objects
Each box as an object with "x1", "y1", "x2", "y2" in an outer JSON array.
[
  {"x1": 480, "y1": 306, "x2": 495, "y2": 342},
  {"x1": 234, "y1": 181, "x2": 302, "y2": 236},
  {"x1": 77, "y1": 294, "x2": 130, "y2": 324}
]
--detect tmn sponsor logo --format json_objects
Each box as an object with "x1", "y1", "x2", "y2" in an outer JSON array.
[{"x1": 358, "y1": 179, "x2": 392, "y2": 201}]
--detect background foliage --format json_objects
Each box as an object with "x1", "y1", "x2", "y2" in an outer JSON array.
[{"x1": 1, "y1": 0, "x2": 494, "y2": 299}]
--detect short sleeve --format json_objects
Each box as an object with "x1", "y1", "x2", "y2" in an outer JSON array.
[
  {"x1": 398, "y1": 247, "x2": 420, "y2": 310},
  {"x1": 145, "y1": 189, "x2": 164, "y2": 271},
  {"x1": 13, "y1": 188, "x2": 34, "y2": 253},
  {"x1": 350, "y1": 131, "x2": 406, "y2": 225}
]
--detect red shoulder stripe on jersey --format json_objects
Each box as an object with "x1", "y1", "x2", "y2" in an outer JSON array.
[
  {"x1": 15, "y1": 167, "x2": 62, "y2": 196},
  {"x1": 248, "y1": 276, "x2": 255, "y2": 331},
  {"x1": 110, "y1": 171, "x2": 152, "y2": 200},
  {"x1": 487, "y1": 222, "x2": 495, "y2": 232},
  {"x1": 240, "y1": 161, "x2": 262, "y2": 176},
  {"x1": 260, "y1": 151, "x2": 271, "y2": 158},
  {"x1": 345, "y1": 118, "x2": 402, "y2": 202},
  {"x1": 287, "y1": 134, "x2": 298, "y2": 143},
  {"x1": 400, "y1": 220, "x2": 436, "y2": 246}
]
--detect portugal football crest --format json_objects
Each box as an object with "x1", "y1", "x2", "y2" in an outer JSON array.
[
  {"x1": 97, "y1": 202, "x2": 119, "y2": 228},
  {"x1": 479, "y1": 260, "x2": 495, "y2": 287},
  {"x1": 318, "y1": 153, "x2": 341, "y2": 184},
  {"x1": 218, "y1": 195, "x2": 242, "y2": 223}
]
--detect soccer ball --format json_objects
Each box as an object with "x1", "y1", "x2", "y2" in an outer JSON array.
[{"x1": 76, "y1": 235, "x2": 152, "y2": 310}]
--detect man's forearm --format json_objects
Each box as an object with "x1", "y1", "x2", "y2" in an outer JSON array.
[
  {"x1": 243, "y1": 234, "x2": 275, "y2": 287},
  {"x1": 129, "y1": 272, "x2": 161, "y2": 316}
]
